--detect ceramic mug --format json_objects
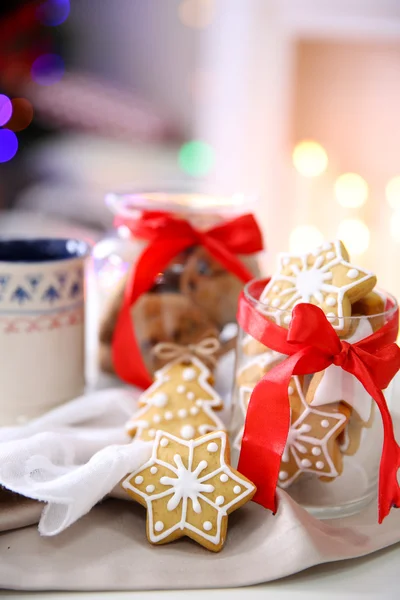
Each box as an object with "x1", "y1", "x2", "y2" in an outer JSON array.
[{"x1": 0, "y1": 238, "x2": 89, "y2": 426}]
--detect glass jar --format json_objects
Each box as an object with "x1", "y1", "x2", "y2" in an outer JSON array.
[
  {"x1": 92, "y1": 184, "x2": 263, "y2": 381},
  {"x1": 231, "y1": 278, "x2": 397, "y2": 519}
]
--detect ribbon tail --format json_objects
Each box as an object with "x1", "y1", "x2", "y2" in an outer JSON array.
[
  {"x1": 112, "y1": 237, "x2": 194, "y2": 388},
  {"x1": 238, "y1": 351, "x2": 311, "y2": 513},
  {"x1": 347, "y1": 359, "x2": 400, "y2": 523}
]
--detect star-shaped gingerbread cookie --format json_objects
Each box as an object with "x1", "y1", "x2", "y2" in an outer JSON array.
[
  {"x1": 122, "y1": 430, "x2": 256, "y2": 552},
  {"x1": 278, "y1": 376, "x2": 350, "y2": 488},
  {"x1": 260, "y1": 240, "x2": 376, "y2": 334}
]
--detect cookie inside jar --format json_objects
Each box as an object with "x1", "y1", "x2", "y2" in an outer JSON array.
[
  {"x1": 95, "y1": 188, "x2": 263, "y2": 382},
  {"x1": 231, "y1": 238, "x2": 398, "y2": 519}
]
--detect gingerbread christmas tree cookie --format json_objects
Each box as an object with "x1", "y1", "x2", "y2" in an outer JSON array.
[
  {"x1": 126, "y1": 392, "x2": 225, "y2": 441},
  {"x1": 122, "y1": 430, "x2": 256, "y2": 552},
  {"x1": 260, "y1": 240, "x2": 376, "y2": 333},
  {"x1": 139, "y1": 356, "x2": 223, "y2": 410}
]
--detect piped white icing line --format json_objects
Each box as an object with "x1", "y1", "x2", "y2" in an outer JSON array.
[
  {"x1": 278, "y1": 376, "x2": 347, "y2": 488},
  {"x1": 138, "y1": 355, "x2": 223, "y2": 409},
  {"x1": 125, "y1": 399, "x2": 226, "y2": 441},
  {"x1": 309, "y1": 317, "x2": 374, "y2": 422},
  {"x1": 122, "y1": 431, "x2": 255, "y2": 546},
  {"x1": 260, "y1": 240, "x2": 375, "y2": 330}
]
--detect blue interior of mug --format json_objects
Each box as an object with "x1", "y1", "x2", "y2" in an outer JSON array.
[{"x1": 0, "y1": 239, "x2": 89, "y2": 262}]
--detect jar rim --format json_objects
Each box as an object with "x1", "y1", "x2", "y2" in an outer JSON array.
[
  {"x1": 243, "y1": 277, "x2": 398, "y2": 323},
  {"x1": 105, "y1": 182, "x2": 258, "y2": 219}
]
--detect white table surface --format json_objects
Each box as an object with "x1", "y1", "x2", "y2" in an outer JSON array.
[{"x1": 0, "y1": 211, "x2": 399, "y2": 599}]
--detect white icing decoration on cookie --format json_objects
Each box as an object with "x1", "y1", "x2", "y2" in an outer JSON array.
[
  {"x1": 326, "y1": 296, "x2": 336, "y2": 306},
  {"x1": 122, "y1": 431, "x2": 256, "y2": 547},
  {"x1": 326, "y1": 313, "x2": 336, "y2": 321},
  {"x1": 177, "y1": 385, "x2": 185, "y2": 394},
  {"x1": 151, "y1": 393, "x2": 168, "y2": 408},
  {"x1": 135, "y1": 476, "x2": 143, "y2": 484},
  {"x1": 153, "y1": 415, "x2": 161, "y2": 424},
  {"x1": 148, "y1": 429, "x2": 156, "y2": 438},
  {"x1": 271, "y1": 298, "x2": 280, "y2": 307},
  {"x1": 150, "y1": 466, "x2": 158, "y2": 474},
  {"x1": 279, "y1": 471, "x2": 288, "y2": 480},
  {"x1": 272, "y1": 285, "x2": 280, "y2": 293},
  {"x1": 160, "y1": 438, "x2": 169, "y2": 447},
  {"x1": 347, "y1": 269, "x2": 359, "y2": 279},
  {"x1": 283, "y1": 315, "x2": 292, "y2": 325},
  {"x1": 164, "y1": 411, "x2": 173, "y2": 420},
  {"x1": 321, "y1": 419, "x2": 329, "y2": 428},
  {"x1": 312, "y1": 447, "x2": 321, "y2": 456},
  {"x1": 187, "y1": 392, "x2": 195, "y2": 401},
  {"x1": 190, "y1": 407, "x2": 199, "y2": 416},
  {"x1": 308, "y1": 317, "x2": 374, "y2": 422},
  {"x1": 178, "y1": 408, "x2": 188, "y2": 418},
  {"x1": 288, "y1": 385, "x2": 294, "y2": 395},
  {"x1": 207, "y1": 442, "x2": 218, "y2": 453},
  {"x1": 233, "y1": 486, "x2": 241, "y2": 494},
  {"x1": 326, "y1": 251, "x2": 335, "y2": 260},
  {"x1": 180, "y1": 425, "x2": 195, "y2": 439},
  {"x1": 316, "y1": 461, "x2": 324, "y2": 469},
  {"x1": 301, "y1": 459, "x2": 312, "y2": 468},
  {"x1": 182, "y1": 368, "x2": 196, "y2": 381},
  {"x1": 146, "y1": 485, "x2": 155, "y2": 493}
]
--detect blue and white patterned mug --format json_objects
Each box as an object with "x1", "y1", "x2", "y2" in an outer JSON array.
[{"x1": 0, "y1": 238, "x2": 89, "y2": 425}]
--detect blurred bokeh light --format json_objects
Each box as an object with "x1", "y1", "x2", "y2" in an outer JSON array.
[
  {"x1": 178, "y1": 140, "x2": 215, "y2": 177},
  {"x1": 292, "y1": 140, "x2": 328, "y2": 178},
  {"x1": 289, "y1": 225, "x2": 324, "y2": 253},
  {"x1": 386, "y1": 176, "x2": 400, "y2": 210},
  {"x1": 31, "y1": 53, "x2": 65, "y2": 86},
  {"x1": 37, "y1": 0, "x2": 70, "y2": 27},
  {"x1": 0, "y1": 95, "x2": 13, "y2": 127},
  {"x1": 334, "y1": 173, "x2": 368, "y2": 208},
  {"x1": 7, "y1": 98, "x2": 34, "y2": 132},
  {"x1": 0, "y1": 130, "x2": 18, "y2": 163},
  {"x1": 337, "y1": 218, "x2": 370, "y2": 255}
]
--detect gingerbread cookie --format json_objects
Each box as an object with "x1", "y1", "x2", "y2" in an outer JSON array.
[
  {"x1": 180, "y1": 247, "x2": 256, "y2": 329},
  {"x1": 236, "y1": 350, "x2": 285, "y2": 387},
  {"x1": 352, "y1": 290, "x2": 385, "y2": 332},
  {"x1": 122, "y1": 430, "x2": 256, "y2": 552},
  {"x1": 138, "y1": 356, "x2": 223, "y2": 411},
  {"x1": 99, "y1": 291, "x2": 216, "y2": 375},
  {"x1": 277, "y1": 376, "x2": 350, "y2": 487},
  {"x1": 260, "y1": 240, "x2": 376, "y2": 334},
  {"x1": 241, "y1": 334, "x2": 268, "y2": 356}
]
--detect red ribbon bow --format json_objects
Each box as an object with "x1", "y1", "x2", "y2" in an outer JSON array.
[
  {"x1": 112, "y1": 211, "x2": 263, "y2": 388},
  {"x1": 237, "y1": 280, "x2": 400, "y2": 523}
]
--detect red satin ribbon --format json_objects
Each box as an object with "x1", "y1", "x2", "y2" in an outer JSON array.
[
  {"x1": 112, "y1": 211, "x2": 263, "y2": 388},
  {"x1": 237, "y1": 280, "x2": 400, "y2": 523}
]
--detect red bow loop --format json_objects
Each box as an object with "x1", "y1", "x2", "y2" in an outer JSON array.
[{"x1": 237, "y1": 285, "x2": 400, "y2": 523}]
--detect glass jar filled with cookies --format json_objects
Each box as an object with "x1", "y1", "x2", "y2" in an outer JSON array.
[
  {"x1": 93, "y1": 185, "x2": 264, "y2": 387},
  {"x1": 231, "y1": 239, "x2": 400, "y2": 520}
]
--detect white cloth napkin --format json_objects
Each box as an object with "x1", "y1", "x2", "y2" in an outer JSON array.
[{"x1": 0, "y1": 388, "x2": 152, "y2": 536}]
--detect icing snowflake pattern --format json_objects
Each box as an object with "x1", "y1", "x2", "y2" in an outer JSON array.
[
  {"x1": 122, "y1": 431, "x2": 255, "y2": 549},
  {"x1": 260, "y1": 240, "x2": 376, "y2": 330}
]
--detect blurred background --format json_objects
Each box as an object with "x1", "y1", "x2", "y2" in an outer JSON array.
[{"x1": 1, "y1": 0, "x2": 400, "y2": 295}]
